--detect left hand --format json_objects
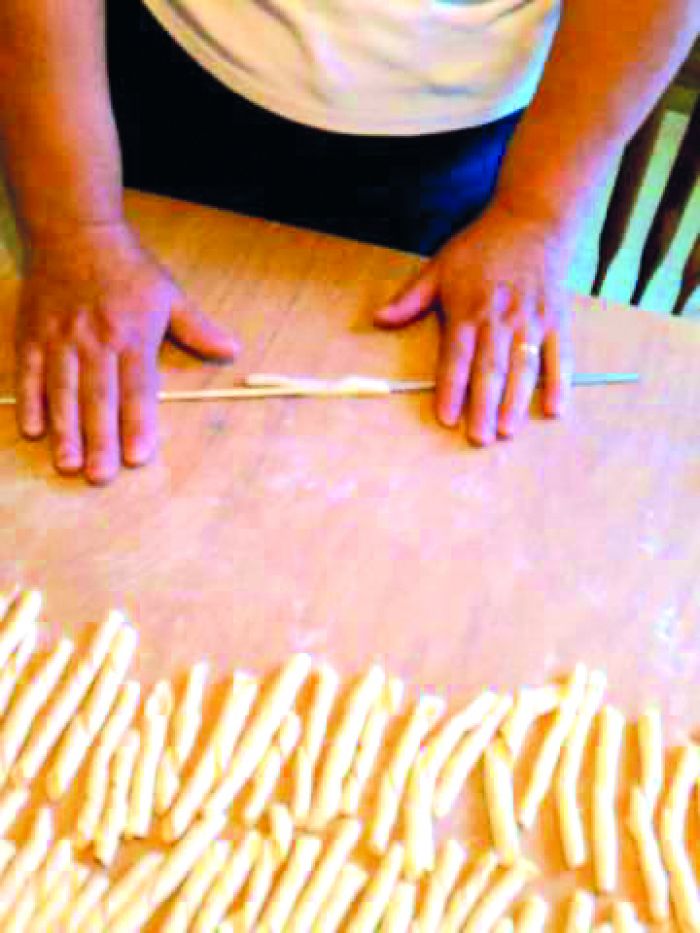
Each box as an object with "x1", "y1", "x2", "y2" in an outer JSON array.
[{"x1": 374, "y1": 198, "x2": 577, "y2": 445}]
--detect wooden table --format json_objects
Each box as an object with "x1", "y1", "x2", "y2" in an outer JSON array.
[
  {"x1": 1, "y1": 191, "x2": 699, "y2": 919},
  {"x1": 0, "y1": 189, "x2": 700, "y2": 712},
  {"x1": 1, "y1": 189, "x2": 699, "y2": 725}
]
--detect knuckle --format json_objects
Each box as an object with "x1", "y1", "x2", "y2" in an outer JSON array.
[
  {"x1": 450, "y1": 324, "x2": 474, "y2": 355},
  {"x1": 476, "y1": 349, "x2": 507, "y2": 378},
  {"x1": 51, "y1": 416, "x2": 76, "y2": 443},
  {"x1": 19, "y1": 341, "x2": 44, "y2": 375},
  {"x1": 63, "y1": 306, "x2": 89, "y2": 343},
  {"x1": 90, "y1": 382, "x2": 112, "y2": 406},
  {"x1": 86, "y1": 439, "x2": 115, "y2": 464},
  {"x1": 49, "y1": 385, "x2": 75, "y2": 415},
  {"x1": 94, "y1": 304, "x2": 142, "y2": 350},
  {"x1": 96, "y1": 315, "x2": 125, "y2": 350},
  {"x1": 81, "y1": 366, "x2": 113, "y2": 406}
]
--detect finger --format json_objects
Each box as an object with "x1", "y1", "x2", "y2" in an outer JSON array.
[
  {"x1": 542, "y1": 325, "x2": 574, "y2": 418},
  {"x1": 16, "y1": 342, "x2": 46, "y2": 439},
  {"x1": 374, "y1": 262, "x2": 439, "y2": 328},
  {"x1": 47, "y1": 346, "x2": 83, "y2": 474},
  {"x1": 435, "y1": 321, "x2": 476, "y2": 427},
  {"x1": 80, "y1": 350, "x2": 120, "y2": 485},
  {"x1": 467, "y1": 323, "x2": 511, "y2": 447},
  {"x1": 119, "y1": 349, "x2": 159, "y2": 468},
  {"x1": 169, "y1": 298, "x2": 240, "y2": 362},
  {"x1": 497, "y1": 327, "x2": 543, "y2": 438}
]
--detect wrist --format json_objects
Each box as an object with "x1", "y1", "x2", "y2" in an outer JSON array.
[
  {"x1": 490, "y1": 187, "x2": 583, "y2": 256},
  {"x1": 23, "y1": 209, "x2": 127, "y2": 248},
  {"x1": 22, "y1": 215, "x2": 135, "y2": 265}
]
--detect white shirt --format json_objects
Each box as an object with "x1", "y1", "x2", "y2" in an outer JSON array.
[{"x1": 141, "y1": 0, "x2": 561, "y2": 135}]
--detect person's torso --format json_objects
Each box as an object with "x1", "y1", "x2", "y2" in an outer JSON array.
[{"x1": 140, "y1": 0, "x2": 561, "y2": 135}]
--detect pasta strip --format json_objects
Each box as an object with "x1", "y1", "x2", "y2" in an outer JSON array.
[
  {"x1": 627, "y1": 785, "x2": 669, "y2": 922},
  {"x1": 0, "y1": 639, "x2": 74, "y2": 785},
  {"x1": 65, "y1": 871, "x2": 110, "y2": 932},
  {"x1": 127, "y1": 679, "x2": 174, "y2": 838},
  {"x1": 442, "y1": 851, "x2": 503, "y2": 933},
  {"x1": 592, "y1": 706, "x2": 625, "y2": 894},
  {"x1": 346, "y1": 842, "x2": 405, "y2": 933},
  {"x1": 463, "y1": 861, "x2": 539, "y2": 933},
  {"x1": 14, "y1": 612, "x2": 123, "y2": 784},
  {"x1": 227, "y1": 838, "x2": 280, "y2": 931},
  {"x1": 88, "y1": 852, "x2": 166, "y2": 928},
  {"x1": 312, "y1": 862, "x2": 368, "y2": 933},
  {"x1": 0, "y1": 807, "x2": 53, "y2": 921},
  {"x1": 29, "y1": 864, "x2": 87, "y2": 932},
  {"x1": 433, "y1": 694, "x2": 513, "y2": 818},
  {"x1": 564, "y1": 890, "x2": 596, "y2": 933},
  {"x1": 192, "y1": 830, "x2": 261, "y2": 933},
  {"x1": 291, "y1": 663, "x2": 340, "y2": 825},
  {"x1": 109, "y1": 812, "x2": 227, "y2": 932},
  {"x1": 74, "y1": 680, "x2": 141, "y2": 849},
  {"x1": 414, "y1": 838, "x2": 466, "y2": 933},
  {"x1": 258, "y1": 833, "x2": 323, "y2": 932},
  {"x1": 0, "y1": 786, "x2": 29, "y2": 836},
  {"x1": 659, "y1": 743, "x2": 700, "y2": 932},
  {"x1": 341, "y1": 676, "x2": 404, "y2": 816},
  {"x1": 161, "y1": 840, "x2": 229, "y2": 933},
  {"x1": 0, "y1": 590, "x2": 41, "y2": 671},
  {"x1": 403, "y1": 692, "x2": 498, "y2": 879},
  {"x1": 244, "y1": 711, "x2": 302, "y2": 825},
  {"x1": 269, "y1": 803, "x2": 295, "y2": 860},
  {"x1": 637, "y1": 705, "x2": 663, "y2": 811},
  {"x1": 164, "y1": 671, "x2": 259, "y2": 841},
  {"x1": 368, "y1": 692, "x2": 445, "y2": 855},
  {"x1": 7, "y1": 838, "x2": 72, "y2": 933},
  {"x1": 379, "y1": 880, "x2": 416, "y2": 933},
  {"x1": 518, "y1": 664, "x2": 588, "y2": 830},
  {"x1": 156, "y1": 661, "x2": 209, "y2": 815},
  {"x1": 94, "y1": 728, "x2": 140, "y2": 866},
  {"x1": 483, "y1": 737, "x2": 520, "y2": 866},
  {"x1": 500, "y1": 685, "x2": 561, "y2": 760},
  {"x1": 204, "y1": 654, "x2": 312, "y2": 817},
  {"x1": 515, "y1": 894, "x2": 549, "y2": 933},
  {"x1": 612, "y1": 901, "x2": 638, "y2": 933},
  {"x1": 47, "y1": 623, "x2": 137, "y2": 799},
  {"x1": 0, "y1": 625, "x2": 37, "y2": 717},
  {"x1": 308, "y1": 665, "x2": 386, "y2": 830},
  {"x1": 557, "y1": 669, "x2": 607, "y2": 868},
  {"x1": 287, "y1": 817, "x2": 361, "y2": 933}
]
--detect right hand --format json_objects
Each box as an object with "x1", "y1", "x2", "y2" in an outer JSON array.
[{"x1": 15, "y1": 219, "x2": 240, "y2": 484}]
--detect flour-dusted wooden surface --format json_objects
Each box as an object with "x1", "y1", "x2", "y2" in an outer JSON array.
[
  {"x1": 1, "y1": 192, "x2": 699, "y2": 926},
  {"x1": 0, "y1": 190, "x2": 699, "y2": 733}
]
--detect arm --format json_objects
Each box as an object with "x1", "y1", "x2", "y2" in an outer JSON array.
[
  {"x1": 375, "y1": 1, "x2": 698, "y2": 445},
  {"x1": 0, "y1": 0, "x2": 123, "y2": 246},
  {"x1": 0, "y1": 2, "x2": 238, "y2": 484},
  {"x1": 496, "y1": 0, "x2": 700, "y2": 235}
]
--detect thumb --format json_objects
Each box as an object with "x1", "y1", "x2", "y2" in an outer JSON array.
[
  {"x1": 169, "y1": 298, "x2": 241, "y2": 362},
  {"x1": 374, "y1": 262, "x2": 439, "y2": 329}
]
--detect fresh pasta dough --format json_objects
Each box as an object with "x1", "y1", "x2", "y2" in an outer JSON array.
[{"x1": 2, "y1": 589, "x2": 698, "y2": 933}]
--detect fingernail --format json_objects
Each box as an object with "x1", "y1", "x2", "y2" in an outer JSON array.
[
  {"x1": 22, "y1": 418, "x2": 44, "y2": 439},
  {"x1": 547, "y1": 394, "x2": 566, "y2": 418},
  {"x1": 124, "y1": 440, "x2": 155, "y2": 468},
  {"x1": 86, "y1": 457, "x2": 116, "y2": 486},
  {"x1": 497, "y1": 417, "x2": 515, "y2": 438},
  {"x1": 469, "y1": 428, "x2": 495, "y2": 447},
  {"x1": 56, "y1": 447, "x2": 83, "y2": 474},
  {"x1": 437, "y1": 405, "x2": 459, "y2": 429}
]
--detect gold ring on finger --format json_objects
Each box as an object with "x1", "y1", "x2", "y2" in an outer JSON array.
[{"x1": 514, "y1": 341, "x2": 540, "y2": 361}]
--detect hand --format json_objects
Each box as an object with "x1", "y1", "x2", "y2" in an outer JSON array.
[
  {"x1": 15, "y1": 220, "x2": 240, "y2": 484},
  {"x1": 374, "y1": 199, "x2": 576, "y2": 445}
]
